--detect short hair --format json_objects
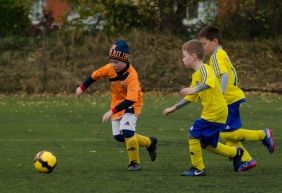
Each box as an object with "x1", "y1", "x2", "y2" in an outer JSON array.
[
  {"x1": 182, "y1": 39, "x2": 205, "y2": 60},
  {"x1": 198, "y1": 25, "x2": 222, "y2": 45}
]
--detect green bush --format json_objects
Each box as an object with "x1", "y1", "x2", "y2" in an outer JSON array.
[{"x1": 0, "y1": 0, "x2": 31, "y2": 36}]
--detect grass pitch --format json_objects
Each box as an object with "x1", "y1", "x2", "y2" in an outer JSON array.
[{"x1": 0, "y1": 94, "x2": 281, "y2": 193}]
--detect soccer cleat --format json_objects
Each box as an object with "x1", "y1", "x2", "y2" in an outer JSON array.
[
  {"x1": 127, "y1": 161, "x2": 141, "y2": 171},
  {"x1": 181, "y1": 167, "x2": 207, "y2": 176},
  {"x1": 147, "y1": 137, "x2": 157, "y2": 162},
  {"x1": 262, "y1": 128, "x2": 275, "y2": 153},
  {"x1": 233, "y1": 147, "x2": 244, "y2": 172},
  {"x1": 238, "y1": 158, "x2": 257, "y2": 172}
]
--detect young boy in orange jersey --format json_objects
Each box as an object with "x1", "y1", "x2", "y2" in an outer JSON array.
[
  {"x1": 76, "y1": 40, "x2": 157, "y2": 171},
  {"x1": 198, "y1": 26, "x2": 275, "y2": 171},
  {"x1": 163, "y1": 39, "x2": 244, "y2": 176}
]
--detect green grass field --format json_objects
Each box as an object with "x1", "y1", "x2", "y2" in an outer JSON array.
[{"x1": 0, "y1": 94, "x2": 281, "y2": 193}]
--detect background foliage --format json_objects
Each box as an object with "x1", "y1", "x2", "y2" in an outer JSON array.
[
  {"x1": 0, "y1": 30, "x2": 281, "y2": 94},
  {"x1": 1, "y1": 0, "x2": 281, "y2": 38},
  {"x1": 0, "y1": 0, "x2": 281, "y2": 94},
  {"x1": 0, "y1": 0, "x2": 31, "y2": 36}
]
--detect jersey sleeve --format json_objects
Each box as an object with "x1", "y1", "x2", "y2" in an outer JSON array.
[
  {"x1": 212, "y1": 50, "x2": 228, "y2": 76},
  {"x1": 200, "y1": 65, "x2": 216, "y2": 88},
  {"x1": 184, "y1": 94, "x2": 198, "y2": 102},
  {"x1": 91, "y1": 64, "x2": 112, "y2": 80},
  {"x1": 125, "y1": 73, "x2": 140, "y2": 103}
]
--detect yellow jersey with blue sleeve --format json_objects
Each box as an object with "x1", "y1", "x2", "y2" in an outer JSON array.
[
  {"x1": 184, "y1": 64, "x2": 228, "y2": 124},
  {"x1": 210, "y1": 47, "x2": 245, "y2": 105}
]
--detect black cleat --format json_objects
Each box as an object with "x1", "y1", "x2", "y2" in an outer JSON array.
[
  {"x1": 233, "y1": 147, "x2": 244, "y2": 172},
  {"x1": 147, "y1": 137, "x2": 157, "y2": 162}
]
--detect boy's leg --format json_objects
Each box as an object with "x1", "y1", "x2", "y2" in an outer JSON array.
[
  {"x1": 135, "y1": 134, "x2": 151, "y2": 147},
  {"x1": 205, "y1": 142, "x2": 237, "y2": 158},
  {"x1": 221, "y1": 128, "x2": 274, "y2": 153},
  {"x1": 182, "y1": 137, "x2": 208, "y2": 176},
  {"x1": 112, "y1": 119, "x2": 125, "y2": 142},
  {"x1": 220, "y1": 129, "x2": 265, "y2": 142},
  {"x1": 188, "y1": 138, "x2": 205, "y2": 171},
  {"x1": 236, "y1": 128, "x2": 274, "y2": 153},
  {"x1": 224, "y1": 140, "x2": 252, "y2": 162},
  {"x1": 135, "y1": 134, "x2": 157, "y2": 161},
  {"x1": 205, "y1": 143, "x2": 244, "y2": 171},
  {"x1": 120, "y1": 114, "x2": 140, "y2": 170},
  {"x1": 222, "y1": 140, "x2": 257, "y2": 171},
  {"x1": 124, "y1": 133, "x2": 140, "y2": 164},
  {"x1": 225, "y1": 100, "x2": 274, "y2": 152},
  {"x1": 220, "y1": 130, "x2": 254, "y2": 162}
]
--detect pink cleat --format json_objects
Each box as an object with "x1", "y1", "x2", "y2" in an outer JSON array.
[
  {"x1": 238, "y1": 158, "x2": 257, "y2": 171},
  {"x1": 263, "y1": 128, "x2": 275, "y2": 153}
]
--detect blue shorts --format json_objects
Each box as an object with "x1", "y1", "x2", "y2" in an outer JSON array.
[
  {"x1": 189, "y1": 118, "x2": 226, "y2": 148},
  {"x1": 221, "y1": 99, "x2": 245, "y2": 132}
]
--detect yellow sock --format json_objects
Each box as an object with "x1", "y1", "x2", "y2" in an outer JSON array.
[
  {"x1": 205, "y1": 143, "x2": 237, "y2": 158},
  {"x1": 136, "y1": 134, "x2": 151, "y2": 148},
  {"x1": 220, "y1": 129, "x2": 265, "y2": 141},
  {"x1": 225, "y1": 141, "x2": 252, "y2": 162},
  {"x1": 125, "y1": 134, "x2": 140, "y2": 164},
  {"x1": 188, "y1": 139, "x2": 205, "y2": 170}
]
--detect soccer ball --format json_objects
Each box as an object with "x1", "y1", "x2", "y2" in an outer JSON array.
[{"x1": 34, "y1": 151, "x2": 57, "y2": 173}]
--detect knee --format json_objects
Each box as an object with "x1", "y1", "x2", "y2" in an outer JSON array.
[
  {"x1": 113, "y1": 134, "x2": 125, "y2": 142},
  {"x1": 122, "y1": 129, "x2": 135, "y2": 138}
]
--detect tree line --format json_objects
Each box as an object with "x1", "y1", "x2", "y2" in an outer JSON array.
[{"x1": 0, "y1": 0, "x2": 281, "y2": 39}]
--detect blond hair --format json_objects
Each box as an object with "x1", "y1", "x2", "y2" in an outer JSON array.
[{"x1": 182, "y1": 39, "x2": 205, "y2": 60}]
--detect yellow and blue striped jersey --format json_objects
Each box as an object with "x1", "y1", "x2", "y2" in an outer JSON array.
[
  {"x1": 209, "y1": 47, "x2": 245, "y2": 105},
  {"x1": 185, "y1": 64, "x2": 228, "y2": 123}
]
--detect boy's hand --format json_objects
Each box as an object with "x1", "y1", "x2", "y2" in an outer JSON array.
[
  {"x1": 75, "y1": 86, "x2": 84, "y2": 98},
  {"x1": 102, "y1": 110, "x2": 113, "y2": 122},
  {"x1": 179, "y1": 87, "x2": 197, "y2": 96},
  {"x1": 163, "y1": 106, "x2": 176, "y2": 116}
]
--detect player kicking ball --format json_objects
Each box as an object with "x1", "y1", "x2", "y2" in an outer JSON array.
[{"x1": 76, "y1": 40, "x2": 157, "y2": 171}]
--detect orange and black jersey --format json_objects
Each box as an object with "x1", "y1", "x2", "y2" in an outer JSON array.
[{"x1": 82, "y1": 63, "x2": 143, "y2": 120}]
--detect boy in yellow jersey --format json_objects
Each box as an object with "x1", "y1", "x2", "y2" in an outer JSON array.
[
  {"x1": 163, "y1": 39, "x2": 244, "y2": 176},
  {"x1": 198, "y1": 26, "x2": 275, "y2": 171},
  {"x1": 76, "y1": 40, "x2": 157, "y2": 171}
]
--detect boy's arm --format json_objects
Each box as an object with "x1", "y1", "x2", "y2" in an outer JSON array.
[
  {"x1": 163, "y1": 98, "x2": 190, "y2": 115},
  {"x1": 102, "y1": 99, "x2": 135, "y2": 122},
  {"x1": 79, "y1": 76, "x2": 95, "y2": 91},
  {"x1": 195, "y1": 83, "x2": 210, "y2": 92},
  {"x1": 180, "y1": 83, "x2": 210, "y2": 96},
  {"x1": 76, "y1": 76, "x2": 95, "y2": 97},
  {"x1": 220, "y1": 73, "x2": 228, "y2": 93},
  {"x1": 175, "y1": 98, "x2": 191, "y2": 109},
  {"x1": 111, "y1": 100, "x2": 135, "y2": 114},
  {"x1": 76, "y1": 64, "x2": 111, "y2": 97}
]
